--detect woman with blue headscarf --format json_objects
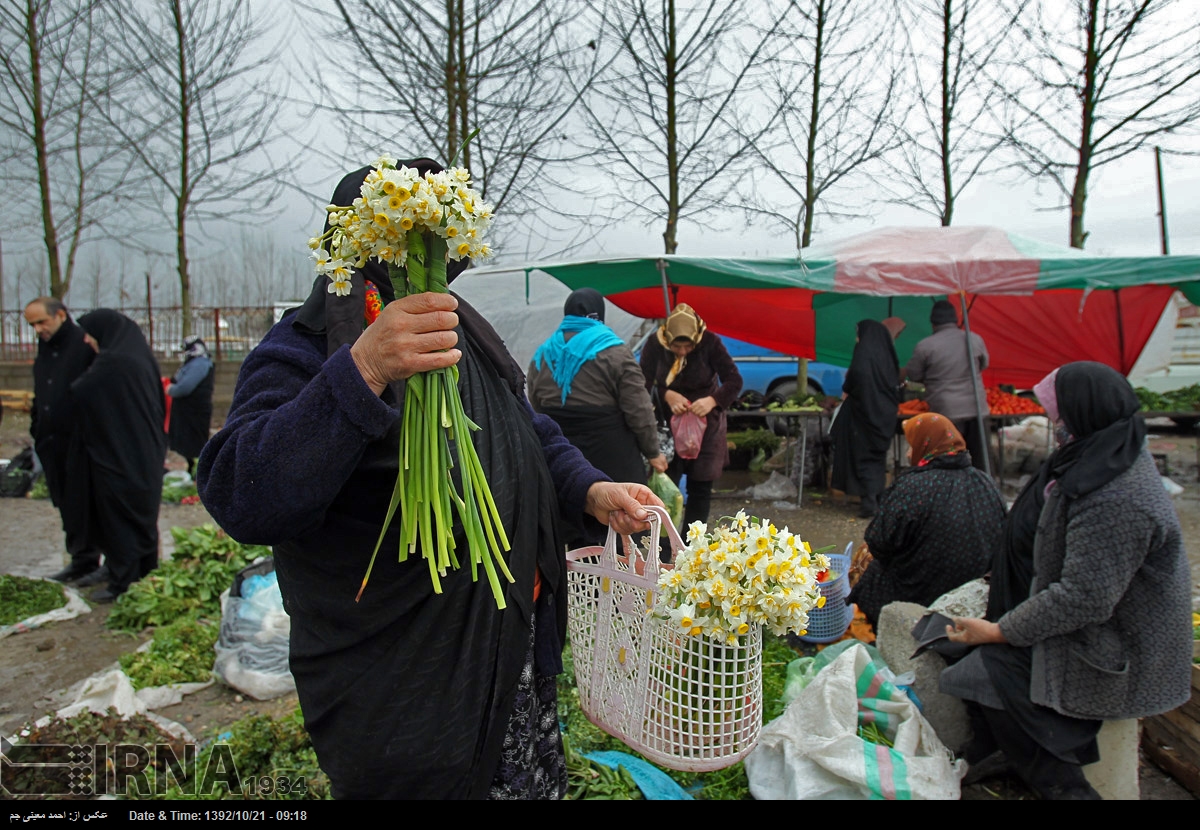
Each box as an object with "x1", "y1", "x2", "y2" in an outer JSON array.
[{"x1": 528, "y1": 288, "x2": 668, "y2": 545}]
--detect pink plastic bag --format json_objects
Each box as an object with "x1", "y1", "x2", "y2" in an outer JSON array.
[{"x1": 670, "y1": 411, "x2": 706, "y2": 460}]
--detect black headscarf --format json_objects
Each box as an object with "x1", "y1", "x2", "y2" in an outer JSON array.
[
  {"x1": 72, "y1": 309, "x2": 166, "y2": 488},
  {"x1": 1049, "y1": 361, "x2": 1146, "y2": 499},
  {"x1": 987, "y1": 361, "x2": 1145, "y2": 620},
  {"x1": 563, "y1": 287, "x2": 605, "y2": 321}
]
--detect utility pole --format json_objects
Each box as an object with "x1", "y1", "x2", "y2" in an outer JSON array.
[
  {"x1": 146, "y1": 271, "x2": 154, "y2": 352},
  {"x1": 0, "y1": 237, "x2": 5, "y2": 351},
  {"x1": 1155, "y1": 147, "x2": 1170, "y2": 255}
]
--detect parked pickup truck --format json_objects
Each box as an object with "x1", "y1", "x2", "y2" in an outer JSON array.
[{"x1": 723, "y1": 337, "x2": 847, "y2": 401}]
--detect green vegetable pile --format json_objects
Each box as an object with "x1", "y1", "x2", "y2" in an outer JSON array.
[
  {"x1": 149, "y1": 707, "x2": 331, "y2": 800},
  {"x1": 1134, "y1": 384, "x2": 1200, "y2": 412},
  {"x1": 27, "y1": 476, "x2": 50, "y2": 500},
  {"x1": 5, "y1": 707, "x2": 186, "y2": 800},
  {"x1": 0, "y1": 574, "x2": 67, "y2": 626},
  {"x1": 119, "y1": 613, "x2": 220, "y2": 690},
  {"x1": 764, "y1": 394, "x2": 826, "y2": 412},
  {"x1": 161, "y1": 482, "x2": 199, "y2": 504},
  {"x1": 726, "y1": 429, "x2": 782, "y2": 457},
  {"x1": 1193, "y1": 612, "x2": 1199, "y2": 665},
  {"x1": 106, "y1": 524, "x2": 270, "y2": 632}
]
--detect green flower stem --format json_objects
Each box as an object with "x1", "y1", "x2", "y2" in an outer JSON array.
[{"x1": 355, "y1": 236, "x2": 513, "y2": 609}]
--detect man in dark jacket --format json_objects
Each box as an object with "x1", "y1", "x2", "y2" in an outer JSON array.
[
  {"x1": 24, "y1": 297, "x2": 103, "y2": 584},
  {"x1": 903, "y1": 299, "x2": 990, "y2": 470}
]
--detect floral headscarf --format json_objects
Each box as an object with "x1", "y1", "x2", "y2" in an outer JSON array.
[
  {"x1": 656, "y1": 303, "x2": 707, "y2": 385},
  {"x1": 902, "y1": 412, "x2": 966, "y2": 466}
]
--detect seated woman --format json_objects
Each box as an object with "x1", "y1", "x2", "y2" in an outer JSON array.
[
  {"x1": 848, "y1": 412, "x2": 1005, "y2": 631},
  {"x1": 942, "y1": 362, "x2": 1194, "y2": 800}
]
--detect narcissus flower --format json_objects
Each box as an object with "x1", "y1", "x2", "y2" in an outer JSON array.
[{"x1": 655, "y1": 510, "x2": 829, "y2": 639}]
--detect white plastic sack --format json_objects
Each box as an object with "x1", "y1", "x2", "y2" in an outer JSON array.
[
  {"x1": 1162, "y1": 476, "x2": 1184, "y2": 496},
  {"x1": 745, "y1": 643, "x2": 964, "y2": 800},
  {"x1": 212, "y1": 571, "x2": 295, "y2": 701},
  {"x1": 0, "y1": 583, "x2": 90, "y2": 639},
  {"x1": 48, "y1": 666, "x2": 195, "y2": 743},
  {"x1": 747, "y1": 471, "x2": 798, "y2": 501}
]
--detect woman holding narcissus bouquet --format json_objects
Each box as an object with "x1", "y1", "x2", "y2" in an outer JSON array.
[{"x1": 198, "y1": 157, "x2": 663, "y2": 800}]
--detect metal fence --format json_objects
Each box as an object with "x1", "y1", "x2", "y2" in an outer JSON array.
[{"x1": 0, "y1": 306, "x2": 276, "y2": 362}]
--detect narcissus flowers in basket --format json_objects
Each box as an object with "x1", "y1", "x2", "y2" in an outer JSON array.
[
  {"x1": 310, "y1": 156, "x2": 513, "y2": 608},
  {"x1": 654, "y1": 510, "x2": 832, "y2": 641}
]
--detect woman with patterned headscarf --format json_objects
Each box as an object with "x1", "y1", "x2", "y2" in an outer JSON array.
[
  {"x1": 848, "y1": 412, "x2": 1004, "y2": 631},
  {"x1": 639, "y1": 303, "x2": 743, "y2": 532},
  {"x1": 943, "y1": 362, "x2": 1192, "y2": 800}
]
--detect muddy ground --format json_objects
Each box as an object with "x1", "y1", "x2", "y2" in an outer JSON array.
[{"x1": 1, "y1": 409, "x2": 1197, "y2": 800}]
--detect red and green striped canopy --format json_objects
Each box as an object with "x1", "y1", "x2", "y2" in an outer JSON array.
[{"x1": 514, "y1": 227, "x2": 1200, "y2": 388}]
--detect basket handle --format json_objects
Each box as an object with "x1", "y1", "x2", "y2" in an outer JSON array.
[{"x1": 565, "y1": 504, "x2": 688, "y2": 589}]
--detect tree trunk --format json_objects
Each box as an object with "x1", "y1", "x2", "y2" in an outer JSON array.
[
  {"x1": 26, "y1": 0, "x2": 63, "y2": 297},
  {"x1": 801, "y1": 0, "x2": 825, "y2": 249},
  {"x1": 1069, "y1": 0, "x2": 1099, "y2": 249},
  {"x1": 174, "y1": 0, "x2": 191, "y2": 335},
  {"x1": 663, "y1": 0, "x2": 679, "y2": 255},
  {"x1": 940, "y1": 0, "x2": 954, "y2": 227},
  {"x1": 445, "y1": 0, "x2": 459, "y2": 159},
  {"x1": 455, "y1": 0, "x2": 470, "y2": 169}
]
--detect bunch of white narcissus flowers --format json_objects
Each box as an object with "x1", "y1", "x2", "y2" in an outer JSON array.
[
  {"x1": 654, "y1": 510, "x2": 831, "y2": 644},
  {"x1": 310, "y1": 156, "x2": 494, "y2": 296}
]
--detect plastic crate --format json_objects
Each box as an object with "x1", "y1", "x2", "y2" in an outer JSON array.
[{"x1": 797, "y1": 546, "x2": 853, "y2": 644}]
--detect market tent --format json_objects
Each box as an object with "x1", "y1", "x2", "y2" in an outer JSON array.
[{"x1": 492, "y1": 226, "x2": 1200, "y2": 389}]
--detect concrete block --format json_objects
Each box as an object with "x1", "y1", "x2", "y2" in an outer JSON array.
[
  {"x1": 1084, "y1": 719, "x2": 1140, "y2": 800},
  {"x1": 875, "y1": 601, "x2": 973, "y2": 755}
]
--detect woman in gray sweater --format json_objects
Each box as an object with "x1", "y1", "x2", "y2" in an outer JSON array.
[{"x1": 942, "y1": 361, "x2": 1193, "y2": 799}]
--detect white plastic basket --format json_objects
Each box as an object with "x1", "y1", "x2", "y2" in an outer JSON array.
[{"x1": 565, "y1": 506, "x2": 764, "y2": 772}]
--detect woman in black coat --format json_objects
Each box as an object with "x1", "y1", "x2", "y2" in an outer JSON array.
[
  {"x1": 73, "y1": 309, "x2": 166, "y2": 602},
  {"x1": 830, "y1": 319, "x2": 902, "y2": 517},
  {"x1": 849, "y1": 412, "x2": 1004, "y2": 630}
]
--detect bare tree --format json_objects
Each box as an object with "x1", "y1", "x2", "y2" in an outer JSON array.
[
  {"x1": 576, "y1": 0, "x2": 792, "y2": 254},
  {"x1": 744, "y1": 0, "x2": 905, "y2": 252},
  {"x1": 999, "y1": 0, "x2": 1200, "y2": 248},
  {"x1": 888, "y1": 0, "x2": 1025, "y2": 226},
  {"x1": 0, "y1": 0, "x2": 136, "y2": 299},
  {"x1": 93, "y1": 0, "x2": 287, "y2": 333},
  {"x1": 298, "y1": 0, "x2": 599, "y2": 259}
]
